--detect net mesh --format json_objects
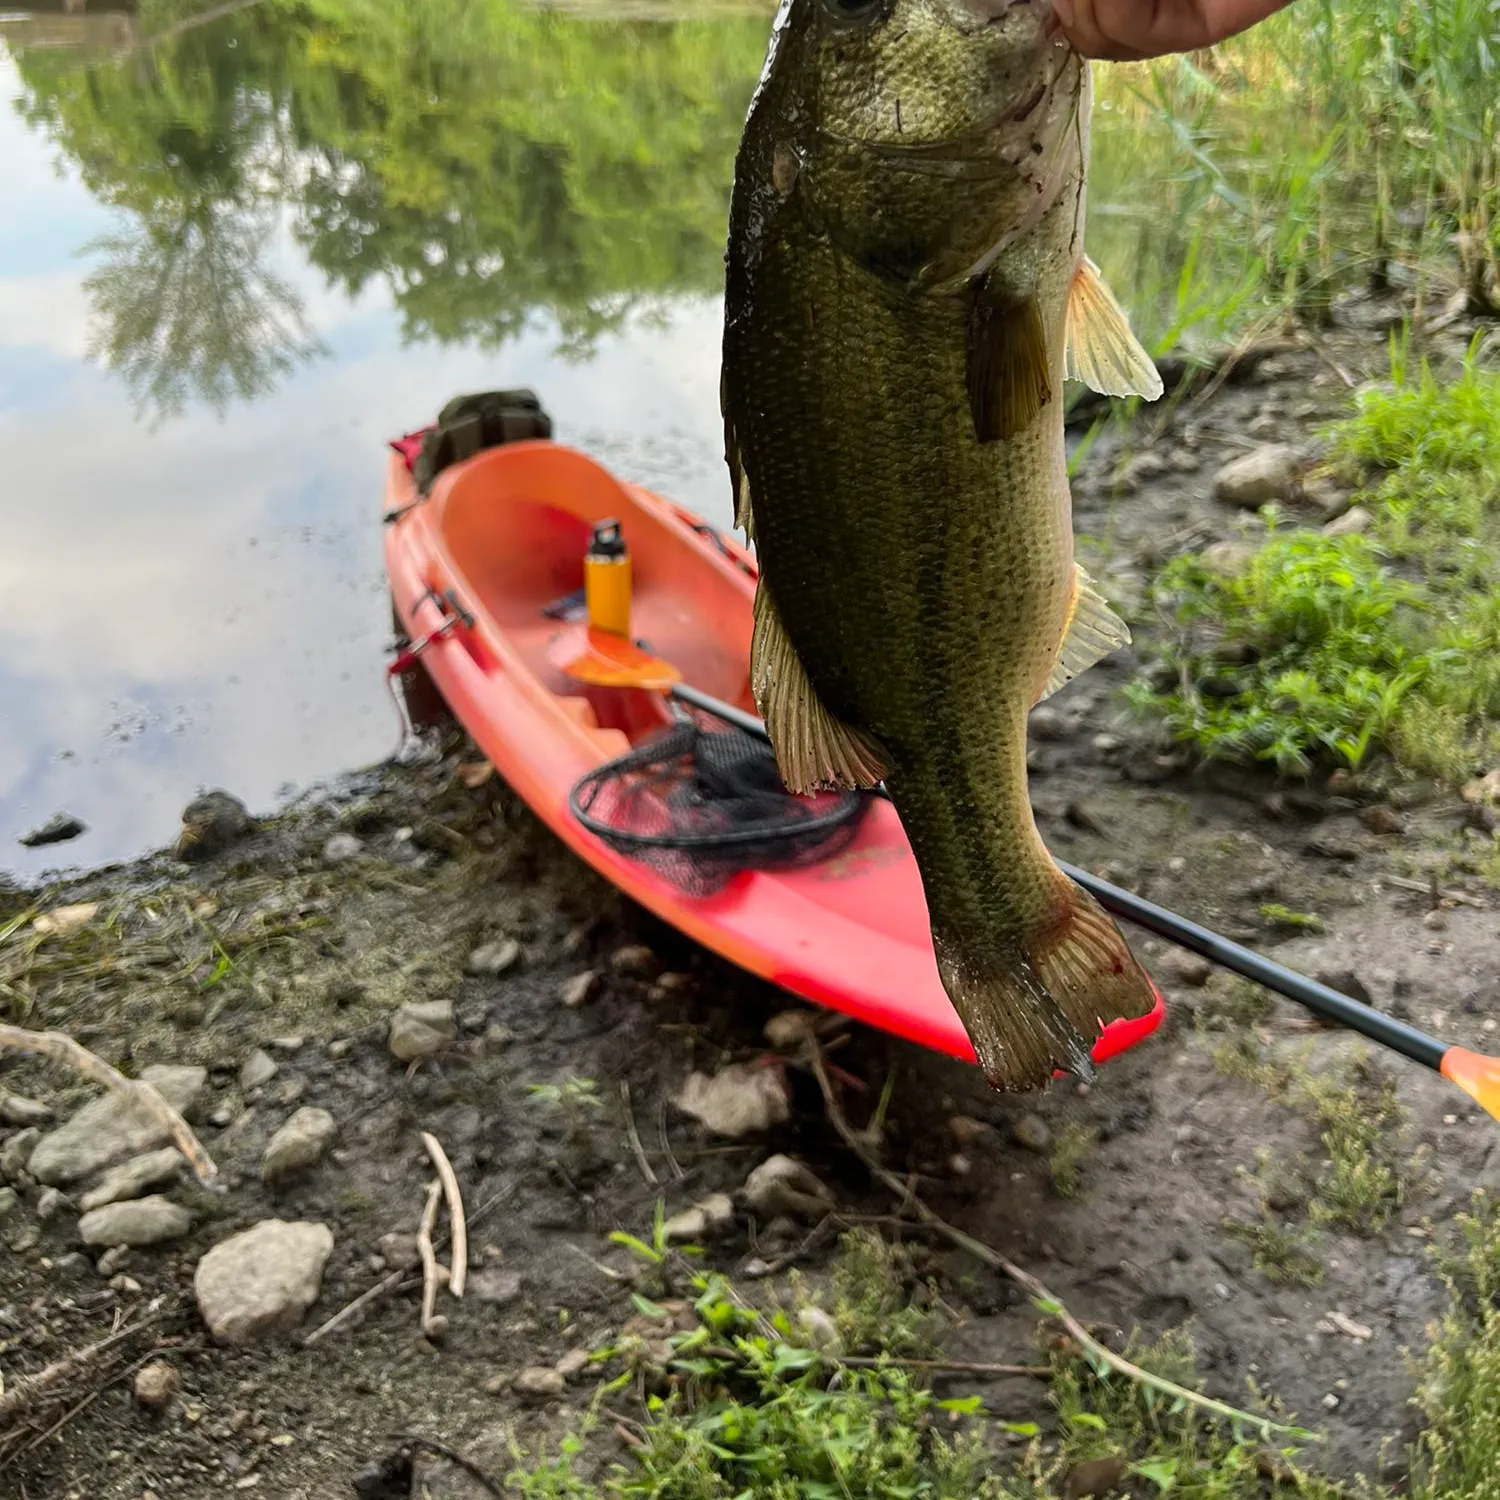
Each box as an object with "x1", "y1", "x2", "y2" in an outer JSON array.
[{"x1": 568, "y1": 715, "x2": 867, "y2": 896}]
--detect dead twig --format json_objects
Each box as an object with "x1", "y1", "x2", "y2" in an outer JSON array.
[
  {"x1": 832, "y1": 1354, "x2": 1050, "y2": 1378},
  {"x1": 805, "y1": 1045, "x2": 1315, "y2": 1444},
  {"x1": 302, "y1": 1184, "x2": 516, "y2": 1347},
  {"x1": 388, "y1": 1433, "x2": 506, "y2": 1497},
  {"x1": 620, "y1": 1080, "x2": 659, "y2": 1187},
  {"x1": 0, "y1": 1026, "x2": 217, "y2": 1190},
  {"x1": 416, "y1": 1178, "x2": 445, "y2": 1337},
  {"x1": 656, "y1": 1097, "x2": 684, "y2": 1181},
  {"x1": 420, "y1": 1132, "x2": 467, "y2": 1298},
  {"x1": 0, "y1": 1312, "x2": 169, "y2": 1425}
]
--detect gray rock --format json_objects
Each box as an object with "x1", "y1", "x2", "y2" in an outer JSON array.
[
  {"x1": 674, "y1": 1065, "x2": 790, "y2": 1138},
  {"x1": 663, "y1": 1193, "x2": 735, "y2": 1244},
  {"x1": 54, "y1": 1251, "x2": 91, "y2": 1278},
  {"x1": 1199, "y1": 539, "x2": 1259, "y2": 577},
  {"x1": 0, "y1": 1185, "x2": 16, "y2": 1221},
  {"x1": 1, "y1": 1127, "x2": 42, "y2": 1184},
  {"x1": 322, "y1": 832, "x2": 364, "y2": 865},
  {"x1": 35, "y1": 1186, "x2": 69, "y2": 1222},
  {"x1": 1322, "y1": 505, "x2": 1372, "y2": 537},
  {"x1": 1163, "y1": 953, "x2": 1213, "y2": 988},
  {"x1": 512, "y1": 1366, "x2": 566, "y2": 1401},
  {"x1": 744, "y1": 1155, "x2": 834, "y2": 1221},
  {"x1": 176, "y1": 790, "x2": 254, "y2": 862},
  {"x1": 471, "y1": 1267, "x2": 524, "y2": 1306},
  {"x1": 194, "y1": 1220, "x2": 334, "y2": 1345},
  {"x1": 560, "y1": 971, "x2": 598, "y2": 1009},
  {"x1": 378, "y1": 1231, "x2": 420, "y2": 1268},
  {"x1": 610, "y1": 944, "x2": 660, "y2": 981},
  {"x1": 0, "y1": 1089, "x2": 55, "y2": 1127},
  {"x1": 78, "y1": 1195, "x2": 193, "y2": 1248},
  {"x1": 467, "y1": 938, "x2": 521, "y2": 977},
  {"x1": 388, "y1": 1000, "x2": 455, "y2": 1062},
  {"x1": 555, "y1": 1348, "x2": 591, "y2": 1383},
  {"x1": 1212, "y1": 443, "x2": 1302, "y2": 508},
  {"x1": 261, "y1": 1107, "x2": 337, "y2": 1186},
  {"x1": 134, "y1": 1360, "x2": 181, "y2": 1411},
  {"x1": 1028, "y1": 705, "x2": 1077, "y2": 742},
  {"x1": 1012, "y1": 1114, "x2": 1052, "y2": 1154},
  {"x1": 19, "y1": 812, "x2": 87, "y2": 848},
  {"x1": 29, "y1": 1064, "x2": 206, "y2": 1187},
  {"x1": 239, "y1": 1049, "x2": 278, "y2": 1092},
  {"x1": 97, "y1": 1245, "x2": 132, "y2": 1276},
  {"x1": 796, "y1": 1306, "x2": 843, "y2": 1353}
]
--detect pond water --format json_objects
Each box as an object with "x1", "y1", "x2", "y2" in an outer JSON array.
[{"x1": 0, "y1": 0, "x2": 1339, "y2": 880}]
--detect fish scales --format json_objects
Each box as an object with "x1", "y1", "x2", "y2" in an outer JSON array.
[{"x1": 723, "y1": 0, "x2": 1165, "y2": 1091}]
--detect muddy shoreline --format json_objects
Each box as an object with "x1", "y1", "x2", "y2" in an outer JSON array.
[{"x1": 3, "y1": 301, "x2": 1500, "y2": 1497}]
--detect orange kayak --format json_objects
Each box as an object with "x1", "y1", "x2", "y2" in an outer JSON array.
[{"x1": 382, "y1": 430, "x2": 1165, "y2": 1074}]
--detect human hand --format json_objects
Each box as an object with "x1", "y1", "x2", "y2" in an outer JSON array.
[{"x1": 1053, "y1": 0, "x2": 1296, "y2": 60}]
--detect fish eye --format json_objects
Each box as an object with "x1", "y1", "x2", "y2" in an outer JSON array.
[{"x1": 820, "y1": 0, "x2": 884, "y2": 22}]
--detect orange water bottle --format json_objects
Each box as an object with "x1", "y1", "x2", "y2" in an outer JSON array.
[{"x1": 584, "y1": 519, "x2": 631, "y2": 638}]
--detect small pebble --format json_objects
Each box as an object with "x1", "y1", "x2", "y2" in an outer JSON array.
[
  {"x1": 555, "y1": 1348, "x2": 591, "y2": 1382},
  {"x1": 1011, "y1": 1114, "x2": 1051, "y2": 1154},
  {"x1": 560, "y1": 971, "x2": 599, "y2": 1009},
  {"x1": 1423, "y1": 909, "x2": 1448, "y2": 931},
  {"x1": 610, "y1": 944, "x2": 660, "y2": 981},
  {"x1": 134, "y1": 1361, "x2": 181, "y2": 1411},
  {"x1": 239, "y1": 1050, "x2": 278, "y2": 1092},
  {"x1": 512, "y1": 1366, "x2": 567, "y2": 1401},
  {"x1": 467, "y1": 938, "x2": 521, "y2": 977},
  {"x1": 35, "y1": 1186, "x2": 68, "y2": 1222},
  {"x1": 322, "y1": 832, "x2": 364, "y2": 864}
]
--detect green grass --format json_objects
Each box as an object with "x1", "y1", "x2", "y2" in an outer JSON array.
[
  {"x1": 1088, "y1": 0, "x2": 1500, "y2": 346},
  {"x1": 1410, "y1": 1194, "x2": 1500, "y2": 1499},
  {"x1": 499, "y1": 1187, "x2": 1500, "y2": 1500},
  {"x1": 1130, "y1": 352, "x2": 1500, "y2": 782},
  {"x1": 1047, "y1": 1122, "x2": 1097, "y2": 1200}
]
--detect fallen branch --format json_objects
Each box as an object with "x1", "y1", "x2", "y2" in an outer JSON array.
[
  {"x1": 389, "y1": 1433, "x2": 506, "y2": 1497},
  {"x1": 805, "y1": 1046, "x2": 1314, "y2": 1444},
  {"x1": 420, "y1": 1132, "x2": 467, "y2": 1298},
  {"x1": 0, "y1": 1025, "x2": 218, "y2": 1190},
  {"x1": 416, "y1": 1178, "x2": 445, "y2": 1337}
]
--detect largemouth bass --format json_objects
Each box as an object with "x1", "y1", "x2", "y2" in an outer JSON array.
[{"x1": 720, "y1": 0, "x2": 1164, "y2": 1091}]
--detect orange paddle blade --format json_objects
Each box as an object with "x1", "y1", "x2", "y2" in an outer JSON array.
[
  {"x1": 1440, "y1": 1047, "x2": 1500, "y2": 1122},
  {"x1": 554, "y1": 625, "x2": 682, "y2": 691}
]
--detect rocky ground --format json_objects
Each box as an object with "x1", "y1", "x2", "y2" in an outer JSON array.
[{"x1": 2, "y1": 293, "x2": 1499, "y2": 1498}]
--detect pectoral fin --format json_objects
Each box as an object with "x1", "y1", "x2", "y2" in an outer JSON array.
[
  {"x1": 1035, "y1": 564, "x2": 1130, "y2": 704},
  {"x1": 966, "y1": 282, "x2": 1051, "y2": 444},
  {"x1": 750, "y1": 582, "x2": 891, "y2": 794},
  {"x1": 1064, "y1": 256, "x2": 1164, "y2": 401}
]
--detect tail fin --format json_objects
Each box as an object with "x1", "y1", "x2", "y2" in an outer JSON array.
[{"x1": 935, "y1": 880, "x2": 1157, "y2": 1093}]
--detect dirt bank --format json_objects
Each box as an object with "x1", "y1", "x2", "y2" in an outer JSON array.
[{"x1": 3, "y1": 299, "x2": 1499, "y2": 1498}]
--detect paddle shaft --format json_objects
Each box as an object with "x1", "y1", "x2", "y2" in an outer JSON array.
[{"x1": 668, "y1": 681, "x2": 1449, "y2": 1073}]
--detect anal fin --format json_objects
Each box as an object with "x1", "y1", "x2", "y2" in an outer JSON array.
[
  {"x1": 751, "y1": 582, "x2": 890, "y2": 795},
  {"x1": 1065, "y1": 256, "x2": 1165, "y2": 401},
  {"x1": 966, "y1": 281, "x2": 1051, "y2": 444},
  {"x1": 1035, "y1": 563, "x2": 1130, "y2": 704}
]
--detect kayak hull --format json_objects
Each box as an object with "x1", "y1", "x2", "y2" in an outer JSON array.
[{"x1": 382, "y1": 437, "x2": 1164, "y2": 1073}]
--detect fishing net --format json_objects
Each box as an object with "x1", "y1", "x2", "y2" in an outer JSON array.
[{"x1": 568, "y1": 715, "x2": 867, "y2": 896}]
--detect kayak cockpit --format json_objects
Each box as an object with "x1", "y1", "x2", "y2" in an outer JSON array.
[{"x1": 430, "y1": 442, "x2": 755, "y2": 750}]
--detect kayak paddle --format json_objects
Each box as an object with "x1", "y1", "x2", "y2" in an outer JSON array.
[{"x1": 667, "y1": 680, "x2": 1500, "y2": 1123}]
